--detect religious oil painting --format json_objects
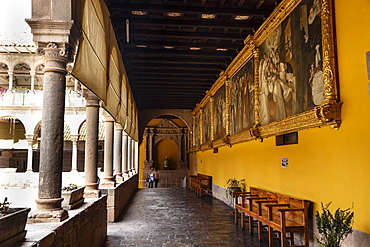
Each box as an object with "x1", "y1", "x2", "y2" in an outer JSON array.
[
  {"x1": 258, "y1": 0, "x2": 323, "y2": 125},
  {"x1": 193, "y1": 112, "x2": 201, "y2": 147},
  {"x1": 202, "y1": 102, "x2": 211, "y2": 144},
  {"x1": 229, "y1": 57, "x2": 255, "y2": 135},
  {"x1": 213, "y1": 85, "x2": 226, "y2": 140}
]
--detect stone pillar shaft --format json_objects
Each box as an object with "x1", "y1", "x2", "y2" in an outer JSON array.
[
  {"x1": 84, "y1": 92, "x2": 100, "y2": 196},
  {"x1": 122, "y1": 132, "x2": 128, "y2": 174},
  {"x1": 70, "y1": 135, "x2": 79, "y2": 172},
  {"x1": 127, "y1": 137, "x2": 132, "y2": 172},
  {"x1": 103, "y1": 118, "x2": 115, "y2": 183},
  {"x1": 135, "y1": 141, "x2": 139, "y2": 172},
  {"x1": 8, "y1": 70, "x2": 13, "y2": 90},
  {"x1": 25, "y1": 134, "x2": 34, "y2": 172},
  {"x1": 30, "y1": 71, "x2": 36, "y2": 91},
  {"x1": 114, "y1": 124, "x2": 123, "y2": 179},
  {"x1": 37, "y1": 44, "x2": 68, "y2": 214}
]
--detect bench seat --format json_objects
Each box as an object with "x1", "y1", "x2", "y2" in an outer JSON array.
[{"x1": 234, "y1": 187, "x2": 311, "y2": 247}]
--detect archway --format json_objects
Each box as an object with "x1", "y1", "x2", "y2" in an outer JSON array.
[
  {"x1": 0, "y1": 116, "x2": 27, "y2": 171},
  {"x1": 153, "y1": 139, "x2": 178, "y2": 170},
  {"x1": 140, "y1": 115, "x2": 190, "y2": 188}
]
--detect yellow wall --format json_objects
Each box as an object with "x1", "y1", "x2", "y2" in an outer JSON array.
[
  {"x1": 154, "y1": 139, "x2": 178, "y2": 170},
  {"x1": 196, "y1": 0, "x2": 370, "y2": 234}
]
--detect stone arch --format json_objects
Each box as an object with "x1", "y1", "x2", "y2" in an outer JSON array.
[
  {"x1": 0, "y1": 62, "x2": 9, "y2": 88},
  {"x1": 0, "y1": 115, "x2": 26, "y2": 143},
  {"x1": 139, "y1": 109, "x2": 192, "y2": 142},
  {"x1": 13, "y1": 62, "x2": 31, "y2": 89},
  {"x1": 34, "y1": 61, "x2": 45, "y2": 72}
]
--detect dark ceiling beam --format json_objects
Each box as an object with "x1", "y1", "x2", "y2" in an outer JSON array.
[
  {"x1": 127, "y1": 29, "x2": 248, "y2": 41},
  {"x1": 128, "y1": 62, "x2": 225, "y2": 70},
  {"x1": 125, "y1": 56, "x2": 231, "y2": 64},
  {"x1": 130, "y1": 69, "x2": 220, "y2": 77},
  {"x1": 131, "y1": 74, "x2": 216, "y2": 80},
  {"x1": 122, "y1": 40, "x2": 241, "y2": 50},
  {"x1": 108, "y1": 3, "x2": 271, "y2": 17},
  {"x1": 133, "y1": 85, "x2": 211, "y2": 89},
  {"x1": 112, "y1": 17, "x2": 261, "y2": 30},
  {"x1": 129, "y1": 79, "x2": 212, "y2": 84},
  {"x1": 122, "y1": 49, "x2": 236, "y2": 58}
]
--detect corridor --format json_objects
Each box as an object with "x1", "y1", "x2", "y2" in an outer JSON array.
[{"x1": 105, "y1": 188, "x2": 268, "y2": 247}]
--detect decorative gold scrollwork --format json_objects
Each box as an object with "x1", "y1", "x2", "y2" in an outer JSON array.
[
  {"x1": 249, "y1": 126, "x2": 263, "y2": 142},
  {"x1": 222, "y1": 135, "x2": 232, "y2": 147}
]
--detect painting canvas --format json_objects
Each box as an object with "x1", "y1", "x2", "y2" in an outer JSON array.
[
  {"x1": 202, "y1": 102, "x2": 211, "y2": 144},
  {"x1": 193, "y1": 112, "x2": 201, "y2": 147},
  {"x1": 213, "y1": 85, "x2": 226, "y2": 140},
  {"x1": 229, "y1": 57, "x2": 255, "y2": 135},
  {"x1": 258, "y1": 0, "x2": 323, "y2": 125}
]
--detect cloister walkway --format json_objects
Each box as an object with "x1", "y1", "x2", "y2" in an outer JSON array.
[{"x1": 105, "y1": 188, "x2": 268, "y2": 247}]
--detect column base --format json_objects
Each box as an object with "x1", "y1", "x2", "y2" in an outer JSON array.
[
  {"x1": 25, "y1": 169, "x2": 33, "y2": 173},
  {"x1": 99, "y1": 181, "x2": 116, "y2": 188},
  {"x1": 84, "y1": 189, "x2": 101, "y2": 198},
  {"x1": 28, "y1": 209, "x2": 68, "y2": 223},
  {"x1": 70, "y1": 169, "x2": 79, "y2": 173},
  {"x1": 102, "y1": 175, "x2": 115, "y2": 182},
  {"x1": 122, "y1": 172, "x2": 129, "y2": 180},
  {"x1": 115, "y1": 175, "x2": 124, "y2": 183}
]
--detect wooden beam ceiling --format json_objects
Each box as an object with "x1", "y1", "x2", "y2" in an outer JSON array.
[{"x1": 106, "y1": 0, "x2": 280, "y2": 110}]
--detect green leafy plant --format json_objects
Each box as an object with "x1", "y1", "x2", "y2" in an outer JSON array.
[
  {"x1": 0, "y1": 197, "x2": 11, "y2": 215},
  {"x1": 62, "y1": 183, "x2": 78, "y2": 192},
  {"x1": 225, "y1": 178, "x2": 246, "y2": 198},
  {"x1": 315, "y1": 202, "x2": 354, "y2": 247}
]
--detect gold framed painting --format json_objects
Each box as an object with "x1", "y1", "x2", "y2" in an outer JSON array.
[{"x1": 191, "y1": 0, "x2": 340, "y2": 150}]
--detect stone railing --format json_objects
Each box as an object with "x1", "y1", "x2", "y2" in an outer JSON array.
[
  {"x1": 0, "y1": 89, "x2": 85, "y2": 107},
  {"x1": 24, "y1": 196, "x2": 107, "y2": 247},
  {"x1": 101, "y1": 174, "x2": 139, "y2": 222}
]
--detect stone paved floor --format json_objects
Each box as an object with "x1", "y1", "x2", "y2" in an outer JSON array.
[{"x1": 105, "y1": 188, "x2": 269, "y2": 247}]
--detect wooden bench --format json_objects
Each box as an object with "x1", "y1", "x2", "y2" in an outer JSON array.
[
  {"x1": 234, "y1": 187, "x2": 311, "y2": 247},
  {"x1": 189, "y1": 174, "x2": 212, "y2": 196}
]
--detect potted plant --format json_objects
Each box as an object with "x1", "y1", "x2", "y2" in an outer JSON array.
[
  {"x1": 315, "y1": 202, "x2": 354, "y2": 247},
  {"x1": 225, "y1": 178, "x2": 246, "y2": 198},
  {"x1": 61, "y1": 184, "x2": 85, "y2": 209},
  {"x1": 0, "y1": 197, "x2": 31, "y2": 247}
]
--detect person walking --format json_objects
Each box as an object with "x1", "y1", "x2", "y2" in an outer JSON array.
[
  {"x1": 147, "y1": 166, "x2": 155, "y2": 188},
  {"x1": 154, "y1": 168, "x2": 159, "y2": 188}
]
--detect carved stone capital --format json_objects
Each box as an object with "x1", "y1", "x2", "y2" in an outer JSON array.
[
  {"x1": 36, "y1": 42, "x2": 71, "y2": 75},
  {"x1": 83, "y1": 90, "x2": 100, "y2": 107},
  {"x1": 25, "y1": 134, "x2": 35, "y2": 143},
  {"x1": 70, "y1": 134, "x2": 79, "y2": 143}
]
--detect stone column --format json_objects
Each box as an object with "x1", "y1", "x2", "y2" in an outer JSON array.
[
  {"x1": 101, "y1": 114, "x2": 116, "y2": 188},
  {"x1": 8, "y1": 70, "x2": 13, "y2": 91},
  {"x1": 127, "y1": 136, "x2": 132, "y2": 176},
  {"x1": 148, "y1": 128, "x2": 154, "y2": 164},
  {"x1": 122, "y1": 131, "x2": 129, "y2": 179},
  {"x1": 25, "y1": 134, "x2": 35, "y2": 172},
  {"x1": 131, "y1": 138, "x2": 135, "y2": 173},
  {"x1": 143, "y1": 129, "x2": 149, "y2": 162},
  {"x1": 26, "y1": 0, "x2": 77, "y2": 223},
  {"x1": 135, "y1": 141, "x2": 139, "y2": 173},
  {"x1": 70, "y1": 134, "x2": 79, "y2": 172},
  {"x1": 114, "y1": 124, "x2": 123, "y2": 182},
  {"x1": 30, "y1": 71, "x2": 36, "y2": 91},
  {"x1": 83, "y1": 91, "x2": 101, "y2": 198},
  {"x1": 29, "y1": 43, "x2": 70, "y2": 222},
  {"x1": 74, "y1": 77, "x2": 79, "y2": 92}
]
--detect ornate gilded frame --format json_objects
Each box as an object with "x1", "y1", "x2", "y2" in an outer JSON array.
[{"x1": 190, "y1": 0, "x2": 340, "y2": 152}]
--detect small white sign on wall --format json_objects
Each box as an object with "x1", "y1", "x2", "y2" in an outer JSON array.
[{"x1": 282, "y1": 158, "x2": 288, "y2": 168}]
